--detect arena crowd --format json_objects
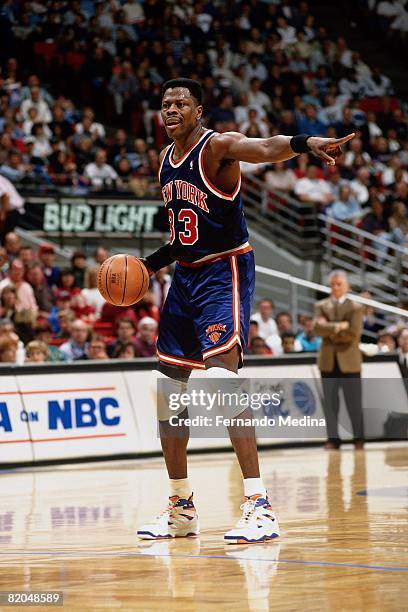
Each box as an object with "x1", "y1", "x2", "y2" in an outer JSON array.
[
  {"x1": 0, "y1": 231, "x2": 406, "y2": 364},
  {"x1": 0, "y1": 1, "x2": 407, "y2": 244},
  {"x1": 0, "y1": 0, "x2": 407, "y2": 362}
]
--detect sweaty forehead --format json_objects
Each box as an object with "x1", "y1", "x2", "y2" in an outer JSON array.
[{"x1": 162, "y1": 87, "x2": 194, "y2": 103}]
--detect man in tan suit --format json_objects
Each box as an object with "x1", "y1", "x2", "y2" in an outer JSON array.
[{"x1": 313, "y1": 270, "x2": 364, "y2": 449}]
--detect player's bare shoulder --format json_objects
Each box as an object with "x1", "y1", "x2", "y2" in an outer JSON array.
[
  {"x1": 159, "y1": 146, "x2": 170, "y2": 164},
  {"x1": 206, "y1": 131, "x2": 247, "y2": 162}
]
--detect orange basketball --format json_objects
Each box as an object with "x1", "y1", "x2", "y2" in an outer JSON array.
[{"x1": 98, "y1": 254, "x2": 150, "y2": 307}]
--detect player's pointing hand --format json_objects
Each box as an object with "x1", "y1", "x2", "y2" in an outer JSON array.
[{"x1": 306, "y1": 133, "x2": 356, "y2": 166}]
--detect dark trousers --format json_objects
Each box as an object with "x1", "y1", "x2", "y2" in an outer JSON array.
[{"x1": 321, "y1": 358, "x2": 364, "y2": 442}]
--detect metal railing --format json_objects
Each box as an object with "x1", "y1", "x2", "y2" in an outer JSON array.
[
  {"x1": 319, "y1": 214, "x2": 408, "y2": 303},
  {"x1": 256, "y1": 264, "x2": 408, "y2": 341},
  {"x1": 242, "y1": 175, "x2": 408, "y2": 307},
  {"x1": 242, "y1": 175, "x2": 321, "y2": 259}
]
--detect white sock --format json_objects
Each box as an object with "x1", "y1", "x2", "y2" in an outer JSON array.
[
  {"x1": 170, "y1": 478, "x2": 192, "y2": 499},
  {"x1": 244, "y1": 477, "x2": 267, "y2": 498}
]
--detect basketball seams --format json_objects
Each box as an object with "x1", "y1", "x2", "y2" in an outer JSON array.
[
  {"x1": 104, "y1": 259, "x2": 114, "y2": 304},
  {"x1": 121, "y1": 255, "x2": 128, "y2": 306}
]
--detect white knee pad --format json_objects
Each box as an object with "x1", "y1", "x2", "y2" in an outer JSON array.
[
  {"x1": 187, "y1": 367, "x2": 247, "y2": 419},
  {"x1": 150, "y1": 370, "x2": 187, "y2": 422}
]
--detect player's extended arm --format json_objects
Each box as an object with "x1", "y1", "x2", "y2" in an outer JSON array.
[{"x1": 209, "y1": 132, "x2": 356, "y2": 166}]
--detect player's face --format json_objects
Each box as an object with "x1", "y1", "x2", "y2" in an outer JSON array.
[{"x1": 161, "y1": 87, "x2": 202, "y2": 140}]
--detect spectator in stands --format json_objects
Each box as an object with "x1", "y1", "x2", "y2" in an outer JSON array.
[
  {"x1": 108, "y1": 318, "x2": 136, "y2": 358},
  {"x1": 240, "y1": 107, "x2": 270, "y2": 139},
  {"x1": 388, "y1": 201, "x2": 408, "y2": 245},
  {"x1": 55, "y1": 268, "x2": 80, "y2": 301},
  {"x1": 248, "y1": 77, "x2": 271, "y2": 112},
  {"x1": 281, "y1": 332, "x2": 297, "y2": 353},
  {"x1": 264, "y1": 162, "x2": 296, "y2": 192},
  {"x1": 113, "y1": 342, "x2": 138, "y2": 359},
  {"x1": 0, "y1": 151, "x2": 28, "y2": 182},
  {"x1": 247, "y1": 320, "x2": 260, "y2": 354},
  {"x1": 84, "y1": 149, "x2": 119, "y2": 188},
  {"x1": 25, "y1": 340, "x2": 48, "y2": 363},
  {"x1": 3, "y1": 232, "x2": 21, "y2": 261},
  {"x1": 19, "y1": 246, "x2": 35, "y2": 268},
  {"x1": 151, "y1": 267, "x2": 171, "y2": 312},
  {"x1": 26, "y1": 262, "x2": 53, "y2": 316},
  {"x1": 60, "y1": 319, "x2": 90, "y2": 361},
  {"x1": 249, "y1": 336, "x2": 272, "y2": 356},
  {"x1": 56, "y1": 308, "x2": 75, "y2": 340},
  {"x1": 33, "y1": 321, "x2": 65, "y2": 362},
  {"x1": 123, "y1": 0, "x2": 145, "y2": 26},
  {"x1": 360, "y1": 290, "x2": 385, "y2": 343},
  {"x1": 134, "y1": 316, "x2": 157, "y2": 357},
  {"x1": 75, "y1": 108, "x2": 105, "y2": 140},
  {"x1": 81, "y1": 267, "x2": 105, "y2": 318},
  {"x1": 296, "y1": 317, "x2": 321, "y2": 352},
  {"x1": 0, "y1": 334, "x2": 18, "y2": 363},
  {"x1": 343, "y1": 138, "x2": 371, "y2": 168},
  {"x1": 86, "y1": 336, "x2": 109, "y2": 361},
  {"x1": 361, "y1": 199, "x2": 391, "y2": 265},
  {"x1": 20, "y1": 86, "x2": 52, "y2": 123},
  {"x1": 313, "y1": 269, "x2": 364, "y2": 449},
  {"x1": 94, "y1": 247, "x2": 109, "y2": 265},
  {"x1": 377, "y1": 329, "x2": 396, "y2": 353},
  {"x1": 327, "y1": 185, "x2": 362, "y2": 222},
  {"x1": 298, "y1": 104, "x2": 327, "y2": 136},
  {"x1": 294, "y1": 165, "x2": 333, "y2": 207},
  {"x1": 0, "y1": 285, "x2": 17, "y2": 321},
  {"x1": 276, "y1": 311, "x2": 302, "y2": 350},
  {"x1": 251, "y1": 299, "x2": 278, "y2": 339},
  {"x1": 71, "y1": 251, "x2": 87, "y2": 289},
  {"x1": 364, "y1": 67, "x2": 394, "y2": 97},
  {"x1": 38, "y1": 244, "x2": 60, "y2": 288},
  {"x1": 0, "y1": 247, "x2": 8, "y2": 280},
  {"x1": 31, "y1": 123, "x2": 52, "y2": 159},
  {"x1": 397, "y1": 329, "x2": 408, "y2": 377},
  {"x1": 350, "y1": 168, "x2": 371, "y2": 205},
  {"x1": 0, "y1": 175, "x2": 25, "y2": 241},
  {"x1": 0, "y1": 258, "x2": 38, "y2": 317}
]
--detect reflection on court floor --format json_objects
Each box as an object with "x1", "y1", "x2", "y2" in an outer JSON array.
[{"x1": 1, "y1": 443, "x2": 407, "y2": 611}]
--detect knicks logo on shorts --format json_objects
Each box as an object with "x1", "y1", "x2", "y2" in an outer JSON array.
[{"x1": 206, "y1": 323, "x2": 226, "y2": 344}]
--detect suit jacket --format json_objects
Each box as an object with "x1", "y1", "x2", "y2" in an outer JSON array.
[
  {"x1": 397, "y1": 350, "x2": 408, "y2": 378},
  {"x1": 313, "y1": 297, "x2": 363, "y2": 373}
]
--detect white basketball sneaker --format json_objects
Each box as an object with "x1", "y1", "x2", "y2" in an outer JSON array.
[
  {"x1": 224, "y1": 495, "x2": 280, "y2": 544},
  {"x1": 137, "y1": 494, "x2": 199, "y2": 539}
]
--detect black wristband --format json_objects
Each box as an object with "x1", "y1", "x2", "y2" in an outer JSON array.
[
  {"x1": 290, "y1": 134, "x2": 311, "y2": 154},
  {"x1": 145, "y1": 242, "x2": 174, "y2": 273}
]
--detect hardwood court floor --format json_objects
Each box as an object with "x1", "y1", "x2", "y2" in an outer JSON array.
[{"x1": 1, "y1": 443, "x2": 407, "y2": 611}]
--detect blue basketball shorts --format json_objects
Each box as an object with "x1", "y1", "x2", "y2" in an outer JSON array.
[{"x1": 157, "y1": 250, "x2": 255, "y2": 369}]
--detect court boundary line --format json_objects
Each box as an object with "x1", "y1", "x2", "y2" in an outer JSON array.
[{"x1": 1, "y1": 551, "x2": 408, "y2": 573}]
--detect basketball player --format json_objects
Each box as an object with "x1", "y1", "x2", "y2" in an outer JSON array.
[{"x1": 137, "y1": 78, "x2": 354, "y2": 544}]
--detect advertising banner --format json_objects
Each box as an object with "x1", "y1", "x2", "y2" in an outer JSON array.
[
  {"x1": 20, "y1": 197, "x2": 166, "y2": 235},
  {"x1": 0, "y1": 376, "x2": 32, "y2": 463},
  {"x1": 15, "y1": 372, "x2": 139, "y2": 461},
  {"x1": 0, "y1": 356, "x2": 406, "y2": 465}
]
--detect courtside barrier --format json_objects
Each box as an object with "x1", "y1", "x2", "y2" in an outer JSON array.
[{"x1": 0, "y1": 354, "x2": 406, "y2": 466}]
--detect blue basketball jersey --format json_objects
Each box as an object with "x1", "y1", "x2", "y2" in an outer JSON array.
[{"x1": 158, "y1": 129, "x2": 249, "y2": 263}]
